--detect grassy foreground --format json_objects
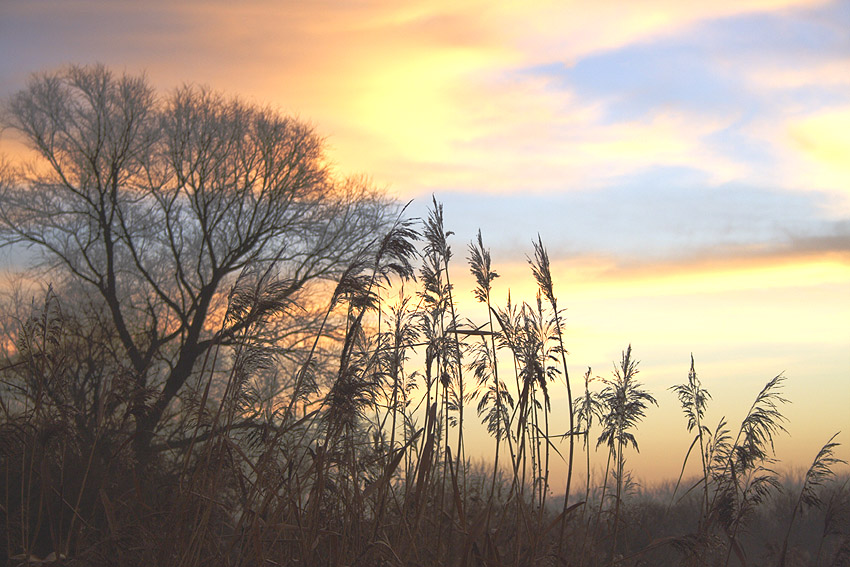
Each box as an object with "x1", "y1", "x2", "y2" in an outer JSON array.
[{"x1": 1, "y1": 199, "x2": 848, "y2": 567}]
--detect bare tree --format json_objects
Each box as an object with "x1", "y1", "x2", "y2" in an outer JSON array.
[{"x1": 0, "y1": 64, "x2": 395, "y2": 460}]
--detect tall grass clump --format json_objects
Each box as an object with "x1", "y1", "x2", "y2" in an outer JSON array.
[
  {"x1": 467, "y1": 230, "x2": 512, "y2": 508},
  {"x1": 596, "y1": 345, "x2": 657, "y2": 557},
  {"x1": 528, "y1": 236, "x2": 579, "y2": 548},
  {"x1": 710, "y1": 374, "x2": 788, "y2": 565},
  {"x1": 670, "y1": 355, "x2": 712, "y2": 526},
  {"x1": 777, "y1": 432, "x2": 845, "y2": 567}
]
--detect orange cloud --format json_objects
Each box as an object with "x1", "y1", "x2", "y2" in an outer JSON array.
[{"x1": 450, "y1": 243, "x2": 850, "y2": 315}]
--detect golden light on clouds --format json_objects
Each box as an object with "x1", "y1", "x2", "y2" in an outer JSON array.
[
  {"x1": 2, "y1": 0, "x2": 839, "y2": 201},
  {"x1": 68, "y1": 0, "x2": 828, "y2": 201},
  {"x1": 583, "y1": 254, "x2": 850, "y2": 297},
  {"x1": 346, "y1": 49, "x2": 497, "y2": 162},
  {"x1": 459, "y1": 248, "x2": 850, "y2": 300},
  {"x1": 790, "y1": 108, "x2": 850, "y2": 173},
  {"x1": 758, "y1": 106, "x2": 850, "y2": 209},
  {"x1": 305, "y1": 0, "x2": 834, "y2": 196}
]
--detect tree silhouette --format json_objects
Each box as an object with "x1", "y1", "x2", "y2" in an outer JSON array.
[{"x1": 0, "y1": 64, "x2": 394, "y2": 461}]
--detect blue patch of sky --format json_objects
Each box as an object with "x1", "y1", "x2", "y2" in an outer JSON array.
[
  {"x1": 702, "y1": 121, "x2": 776, "y2": 174},
  {"x1": 699, "y1": 2, "x2": 849, "y2": 61},
  {"x1": 700, "y1": 5, "x2": 850, "y2": 106},
  {"x1": 414, "y1": 171, "x2": 845, "y2": 264},
  {"x1": 524, "y1": 42, "x2": 749, "y2": 124},
  {"x1": 518, "y1": 2, "x2": 848, "y2": 125}
]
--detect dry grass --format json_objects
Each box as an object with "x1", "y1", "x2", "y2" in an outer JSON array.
[{"x1": 1, "y1": 200, "x2": 848, "y2": 567}]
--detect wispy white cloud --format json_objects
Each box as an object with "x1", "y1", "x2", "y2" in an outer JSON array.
[
  {"x1": 484, "y1": 0, "x2": 832, "y2": 65},
  {"x1": 746, "y1": 59, "x2": 850, "y2": 90}
]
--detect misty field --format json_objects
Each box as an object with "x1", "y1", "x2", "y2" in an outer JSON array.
[{"x1": 1, "y1": 65, "x2": 848, "y2": 567}]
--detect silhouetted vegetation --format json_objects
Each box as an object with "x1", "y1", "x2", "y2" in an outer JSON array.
[{"x1": 1, "y1": 65, "x2": 848, "y2": 567}]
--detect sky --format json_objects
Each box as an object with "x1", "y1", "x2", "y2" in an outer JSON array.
[{"x1": 1, "y1": 0, "x2": 848, "y2": 484}]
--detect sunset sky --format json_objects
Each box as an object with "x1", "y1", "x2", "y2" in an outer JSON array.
[{"x1": 1, "y1": 0, "x2": 848, "y2": 483}]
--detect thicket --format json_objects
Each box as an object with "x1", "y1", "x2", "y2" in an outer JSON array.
[{"x1": 1, "y1": 65, "x2": 848, "y2": 567}]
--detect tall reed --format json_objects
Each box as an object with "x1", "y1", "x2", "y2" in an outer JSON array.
[
  {"x1": 597, "y1": 345, "x2": 657, "y2": 557},
  {"x1": 670, "y1": 355, "x2": 712, "y2": 527}
]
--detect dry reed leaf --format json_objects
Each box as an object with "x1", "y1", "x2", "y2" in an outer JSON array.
[
  {"x1": 99, "y1": 488, "x2": 117, "y2": 536},
  {"x1": 362, "y1": 427, "x2": 422, "y2": 501}
]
